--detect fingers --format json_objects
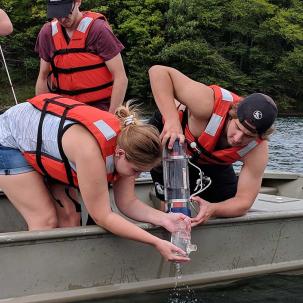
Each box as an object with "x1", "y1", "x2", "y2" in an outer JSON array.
[
  {"x1": 169, "y1": 247, "x2": 190, "y2": 262},
  {"x1": 160, "y1": 130, "x2": 169, "y2": 146},
  {"x1": 190, "y1": 215, "x2": 204, "y2": 225},
  {"x1": 177, "y1": 133, "x2": 185, "y2": 144},
  {"x1": 183, "y1": 216, "x2": 192, "y2": 231},
  {"x1": 158, "y1": 240, "x2": 191, "y2": 263},
  {"x1": 190, "y1": 204, "x2": 208, "y2": 225},
  {"x1": 169, "y1": 255, "x2": 191, "y2": 263},
  {"x1": 168, "y1": 133, "x2": 178, "y2": 149},
  {"x1": 160, "y1": 122, "x2": 185, "y2": 148},
  {"x1": 172, "y1": 213, "x2": 191, "y2": 228},
  {"x1": 164, "y1": 133, "x2": 186, "y2": 149},
  {"x1": 191, "y1": 196, "x2": 204, "y2": 204}
]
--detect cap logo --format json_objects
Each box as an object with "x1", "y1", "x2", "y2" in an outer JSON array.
[{"x1": 253, "y1": 110, "x2": 262, "y2": 120}]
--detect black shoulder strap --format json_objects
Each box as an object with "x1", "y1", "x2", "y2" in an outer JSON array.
[{"x1": 35, "y1": 96, "x2": 78, "y2": 186}]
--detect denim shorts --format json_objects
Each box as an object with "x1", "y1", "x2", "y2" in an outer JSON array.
[{"x1": 0, "y1": 146, "x2": 34, "y2": 175}]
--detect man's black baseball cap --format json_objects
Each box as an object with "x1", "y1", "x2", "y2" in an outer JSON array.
[
  {"x1": 47, "y1": 0, "x2": 73, "y2": 19},
  {"x1": 237, "y1": 93, "x2": 278, "y2": 135}
]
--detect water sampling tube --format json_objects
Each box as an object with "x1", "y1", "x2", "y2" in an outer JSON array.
[
  {"x1": 163, "y1": 139, "x2": 197, "y2": 256},
  {"x1": 163, "y1": 139, "x2": 191, "y2": 216}
]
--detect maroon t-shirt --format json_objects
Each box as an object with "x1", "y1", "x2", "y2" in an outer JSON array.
[{"x1": 35, "y1": 18, "x2": 124, "y2": 62}]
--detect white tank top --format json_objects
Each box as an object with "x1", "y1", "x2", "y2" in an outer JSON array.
[{"x1": 0, "y1": 102, "x2": 75, "y2": 161}]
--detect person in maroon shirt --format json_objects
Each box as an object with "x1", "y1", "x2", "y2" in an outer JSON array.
[{"x1": 35, "y1": 0, "x2": 128, "y2": 113}]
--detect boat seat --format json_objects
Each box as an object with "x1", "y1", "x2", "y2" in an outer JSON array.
[{"x1": 260, "y1": 186, "x2": 278, "y2": 195}]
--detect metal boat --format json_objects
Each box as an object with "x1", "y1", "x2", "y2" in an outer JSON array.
[{"x1": 0, "y1": 171, "x2": 302, "y2": 302}]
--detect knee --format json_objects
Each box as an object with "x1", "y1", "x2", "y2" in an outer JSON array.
[
  {"x1": 28, "y1": 209, "x2": 58, "y2": 231},
  {"x1": 43, "y1": 213, "x2": 58, "y2": 229},
  {"x1": 148, "y1": 65, "x2": 165, "y2": 77}
]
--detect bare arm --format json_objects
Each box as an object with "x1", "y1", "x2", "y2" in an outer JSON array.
[
  {"x1": 113, "y1": 176, "x2": 190, "y2": 232},
  {"x1": 63, "y1": 125, "x2": 189, "y2": 262},
  {"x1": 191, "y1": 141, "x2": 269, "y2": 224},
  {"x1": 0, "y1": 9, "x2": 13, "y2": 36},
  {"x1": 148, "y1": 65, "x2": 214, "y2": 147},
  {"x1": 105, "y1": 54, "x2": 128, "y2": 114},
  {"x1": 35, "y1": 58, "x2": 50, "y2": 95}
]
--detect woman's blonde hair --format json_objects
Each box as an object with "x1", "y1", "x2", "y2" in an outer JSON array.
[
  {"x1": 115, "y1": 101, "x2": 162, "y2": 170},
  {"x1": 229, "y1": 103, "x2": 275, "y2": 140}
]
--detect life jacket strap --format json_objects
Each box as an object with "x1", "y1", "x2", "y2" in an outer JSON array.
[
  {"x1": 57, "y1": 106, "x2": 75, "y2": 187},
  {"x1": 36, "y1": 98, "x2": 56, "y2": 177},
  {"x1": 53, "y1": 81, "x2": 114, "y2": 96},
  {"x1": 64, "y1": 186, "x2": 82, "y2": 213},
  {"x1": 51, "y1": 62, "x2": 106, "y2": 74},
  {"x1": 36, "y1": 95, "x2": 83, "y2": 187}
]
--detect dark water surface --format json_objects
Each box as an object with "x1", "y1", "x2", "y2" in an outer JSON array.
[{"x1": 88, "y1": 274, "x2": 303, "y2": 303}]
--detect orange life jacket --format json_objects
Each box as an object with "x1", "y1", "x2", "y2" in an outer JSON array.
[
  {"x1": 48, "y1": 11, "x2": 113, "y2": 104},
  {"x1": 23, "y1": 93, "x2": 121, "y2": 187},
  {"x1": 184, "y1": 85, "x2": 262, "y2": 164}
]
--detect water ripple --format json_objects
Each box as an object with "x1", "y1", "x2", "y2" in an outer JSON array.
[{"x1": 267, "y1": 117, "x2": 303, "y2": 173}]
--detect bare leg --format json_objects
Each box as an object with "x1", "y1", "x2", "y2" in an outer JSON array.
[
  {"x1": 0, "y1": 171, "x2": 58, "y2": 231},
  {"x1": 48, "y1": 183, "x2": 81, "y2": 227}
]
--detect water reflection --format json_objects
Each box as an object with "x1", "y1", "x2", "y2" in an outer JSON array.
[
  {"x1": 234, "y1": 117, "x2": 303, "y2": 173},
  {"x1": 268, "y1": 117, "x2": 303, "y2": 173},
  {"x1": 92, "y1": 274, "x2": 303, "y2": 303}
]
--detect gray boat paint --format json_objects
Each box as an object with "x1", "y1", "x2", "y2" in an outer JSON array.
[{"x1": 0, "y1": 171, "x2": 302, "y2": 301}]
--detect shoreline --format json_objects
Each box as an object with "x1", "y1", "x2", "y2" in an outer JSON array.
[{"x1": 278, "y1": 112, "x2": 303, "y2": 117}]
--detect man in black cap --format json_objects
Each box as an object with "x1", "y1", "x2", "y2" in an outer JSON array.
[
  {"x1": 148, "y1": 65, "x2": 278, "y2": 224},
  {"x1": 35, "y1": 0, "x2": 128, "y2": 113}
]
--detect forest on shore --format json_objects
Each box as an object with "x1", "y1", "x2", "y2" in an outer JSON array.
[{"x1": 0, "y1": 0, "x2": 302, "y2": 113}]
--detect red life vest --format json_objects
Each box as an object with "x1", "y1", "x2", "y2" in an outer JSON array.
[
  {"x1": 184, "y1": 85, "x2": 262, "y2": 164},
  {"x1": 48, "y1": 11, "x2": 113, "y2": 104},
  {"x1": 23, "y1": 93, "x2": 121, "y2": 187}
]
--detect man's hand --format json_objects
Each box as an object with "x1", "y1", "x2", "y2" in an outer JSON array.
[
  {"x1": 190, "y1": 196, "x2": 216, "y2": 226},
  {"x1": 161, "y1": 120, "x2": 185, "y2": 148}
]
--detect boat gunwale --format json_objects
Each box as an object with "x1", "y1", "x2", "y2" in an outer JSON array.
[{"x1": 1, "y1": 209, "x2": 303, "y2": 244}]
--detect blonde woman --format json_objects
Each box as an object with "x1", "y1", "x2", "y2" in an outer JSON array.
[{"x1": 0, "y1": 93, "x2": 190, "y2": 263}]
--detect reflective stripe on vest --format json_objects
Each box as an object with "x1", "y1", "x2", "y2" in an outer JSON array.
[
  {"x1": 94, "y1": 120, "x2": 116, "y2": 174},
  {"x1": 51, "y1": 18, "x2": 94, "y2": 36},
  {"x1": 94, "y1": 120, "x2": 117, "y2": 141},
  {"x1": 220, "y1": 87, "x2": 234, "y2": 102},
  {"x1": 51, "y1": 20, "x2": 59, "y2": 36},
  {"x1": 204, "y1": 113, "x2": 223, "y2": 137},
  {"x1": 237, "y1": 140, "x2": 258, "y2": 158},
  {"x1": 184, "y1": 85, "x2": 262, "y2": 164},
  {"x1": 106, "y1": 155, "x2": 115, "y2": 175},
  {"x1": 77, "y1": 17, "x2": 93, "y2": 33},
  {"x1": 204, "y1": 87, "x2": 234, "y2": 137}
]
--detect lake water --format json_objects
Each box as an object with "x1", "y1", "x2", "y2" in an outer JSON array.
[
  {"x1": 99, "y1": 274, "x2": 303, "y2": 303},
  {"x1": 233, "y1": 117, "x2": 303, "y2": 173},
  {"x1": 267, "y1": 117, "x2": 303, "y2": 173},
  {"x1": 88, "y1": 117, "x2": 303, "y2": 303}
]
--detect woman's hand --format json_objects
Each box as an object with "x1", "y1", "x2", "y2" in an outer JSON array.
[
  {"x1": 154, "y1": 239, "x2": 190, "y2": 262},
  {"x1": 190, "y1": 196, "x2": 216, "y2": 226},
  {"x1": 161, "y1": 212, "x2": 191, "y2": 233},
  {"x1": 161, "y1": 120, "x2": 185, "y2": 148}
]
